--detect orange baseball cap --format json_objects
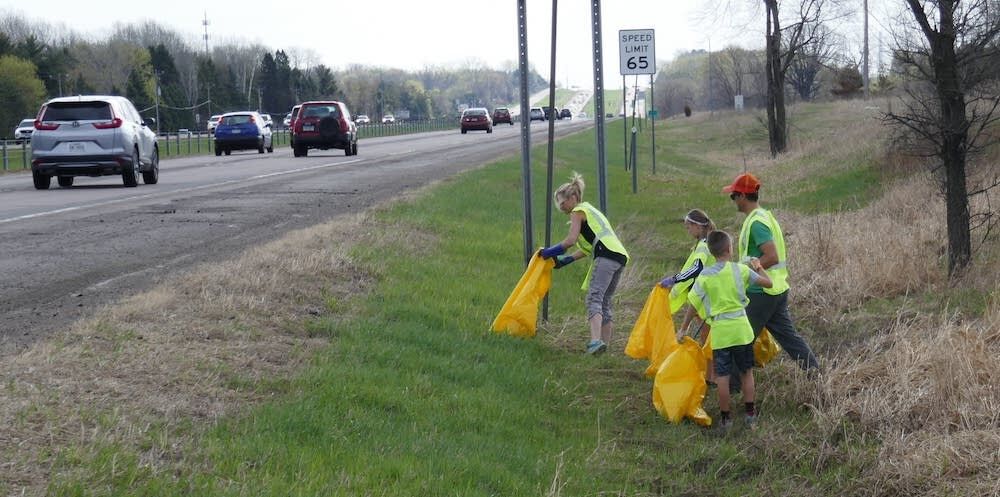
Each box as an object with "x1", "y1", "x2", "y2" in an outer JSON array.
[{"x1": 721, "y1": 173, "x2": 761, "y2": 194}]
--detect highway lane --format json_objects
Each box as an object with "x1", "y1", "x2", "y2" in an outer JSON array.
[{"x1": 0, "y1": 119, "x2": 593, "y2": 353}]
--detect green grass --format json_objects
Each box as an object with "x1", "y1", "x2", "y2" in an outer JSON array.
[
  {"x1": 582, "y1": 90, "x2": 626, "y2": 118},
  {"x1": 531, "y1": 88, "x2": 578, "y2": 109},
  {"x1": 45, "y1": 105, "x2": 890, "y2": 496}
]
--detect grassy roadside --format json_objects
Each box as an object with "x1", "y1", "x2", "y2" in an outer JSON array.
[{"x1": 7, "y1": 101, "x2": 996, "y2": 496}]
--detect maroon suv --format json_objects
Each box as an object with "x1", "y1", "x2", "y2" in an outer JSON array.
[
  {"x1": 292, "y1": 101, "x2": 358, "y2": 157},
  {"x1": 492, "y1": 107, "x2": 513, "y2": 125}
]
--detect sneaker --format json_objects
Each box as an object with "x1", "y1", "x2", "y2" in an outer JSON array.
[
  {"x1": 713, "y1": 417, "x2": 733, "y2": 434},
  {"x1": 586, "y1": 339, "x2": 608, "y2": 355},
  {"x1": 745, "y1": 413, "x2": 758, "y2": 429}
]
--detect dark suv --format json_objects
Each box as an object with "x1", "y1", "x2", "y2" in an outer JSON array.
[
  {"x1": 292, "y1": 101, "x2": 358, "y2": 157},
  {"x1": 492, "y1": 107, "x2": 513, "y2": 125}
]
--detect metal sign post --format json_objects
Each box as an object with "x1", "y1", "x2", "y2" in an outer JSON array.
[
  {"x1": 543, "y1": 0, "x2": 558, "y2": 321},
  {"x1": 650, "y1": 74, "x2": 656, "y2": 174},
  {"x1": 618, "y1": 29, "x2": 656, "y2": 192},
  {"x1": 591, "y1": 0, "x2": 608, "y2": 214},
  {"x1": 517, "y1": 0, "x2": 534, "y2": 266}
]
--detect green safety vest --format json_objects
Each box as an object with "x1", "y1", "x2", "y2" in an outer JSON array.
[
  {"x1": 572, "y1": 201, "x2": 629, "y2": 290},
  {"x1": 669, "y1": 240, "x2": 715, "y2": 314},
  {"x1": 738, "y1": 207, "x2": 789, "y2": 295},
  {"x1": 686, "y1": 261, "x2": 755, "y2": 349}
]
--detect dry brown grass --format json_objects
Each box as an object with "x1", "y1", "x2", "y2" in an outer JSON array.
[{"x1": 0, "y1": 212, "x2": 377, "y2": 495}]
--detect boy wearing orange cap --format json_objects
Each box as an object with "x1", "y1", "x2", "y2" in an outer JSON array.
[{"x1": 723, "y1": 173, "x2": 819, "y2": 371}]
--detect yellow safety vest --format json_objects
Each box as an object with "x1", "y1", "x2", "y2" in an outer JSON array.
[
  {"x1": 572, "y1": 201, "x2": 629, "y2": 290},
  {"x1": 669, "y1": 240, "x2": 715, "y2": 314},
  {"x1": 686, "y1": 262, "x2": 755, "y2": 349},
  {"x1": 738, "y1": 207, "x2": 789, "y2": 295}
]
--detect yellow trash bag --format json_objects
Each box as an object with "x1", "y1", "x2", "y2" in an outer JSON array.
[
  {"x1": 754, "y1": 328, "x2": 782, "y2": 367},
  {"x1": 491, "y1": 253, "x2": 554, "y2": 338},
  {"x1": 652, "y1": 337, "x2": 712, "y2": 426},
  {"x1": 625, "y1": 285, "x2": 678, "y2": 377}
]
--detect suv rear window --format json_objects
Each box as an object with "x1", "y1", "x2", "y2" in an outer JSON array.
[
  {"x1": 302, "y1": 105, "x2": 341, "y2": 119},
  {"x1": 221, "y1": 115, "x2": 253, "y2": 125},
  {"x1": 42, "y1": 102, "x2": 113, "y2": 121}
]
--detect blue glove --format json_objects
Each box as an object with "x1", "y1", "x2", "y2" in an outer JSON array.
[
  {"x1": 539, "y1": 244, "x2": 566, "y2": 259},
  {"x1": 659, "y1": 276, "x2": 677, "y2": 288},
  {"x1": 554, "y1": 255, "x2": 575, "y2": 269}
]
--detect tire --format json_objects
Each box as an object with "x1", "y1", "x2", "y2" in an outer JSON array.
[
  {"x1": 293, "y1": 146, "x2": 301, "y2": 157},
  {"x1": 142, "y1": 146, "x2": 159, "y2": 185},
  {"x1": 123, "y1": 149, "x2": 139, "y2": 187},
  {"x1": 461, "y1": 129, "x2": 467, "y2": 134},
  {"x1": 487, "y1": 127, "x2": 493, "y2": 134},
  {"x1": 57, "y1": 176, "x2": 73, "y2": 188},
  {"x1": 224, "y1": 149, "x2": 231, "y2": 156},
  {"x1": 294, "y1": 145, "x2": 307, "y2": 157},
  {"x1": 267, "y1": 141, "x2": 274, "y2": 153},
  {"x1": 351, "y1": 142, "x2": 358, "y2": 156},
  {"x1": 258, "y1": 137, "x2": 265, "y2": 154},
  {"x1": 33, "y1": 170, "x2": 51, "y2": 190},
  {"x1": 344, "y1": 144, "x2": 351, "y2": 156},
  {"x1": 215, "y1": 146, "x2": 222, "y2": 156}
]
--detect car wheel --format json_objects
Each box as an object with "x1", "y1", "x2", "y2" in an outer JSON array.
[
  {"x1": 224, "y1": 149, "x2": 231, "y2": 156},
  {"x1": 461, "y1": 129, "x2": 467, "y2": 134},
  {"x1": 487, "y1": 127, "x2": 493, "y2": 133},
  {"x1": 258, "y1": 137, "x2": 265, "y2": 154},
  {"x1": 267, "y1": 141, "x2": 274, "y2": 153},
  {"x1": 123, "y1": 149, "x2": 139, "y2": 187},
  {"x1": 32, "y1": 170, "x2": 51, "y2": 190},
  {"x1": 352, "y1": 142, "x2": 358, "y2": 156},
  {"x1": 215, "y1": 146, "x2": 222, "y2": 156},
  {"x1": 296, "y1": 146, "x2": 308, "y2": 157},
  {"x1": 57, "y1": 176, "x2": 74, "y2": 188},
  {"x1": 143, "y1": 146, "x2": 159, "y2": 184}
]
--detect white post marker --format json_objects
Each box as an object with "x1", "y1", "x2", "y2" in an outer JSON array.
[{"x1": 619, "y1": 29, "x2": 656, "y2": 75}]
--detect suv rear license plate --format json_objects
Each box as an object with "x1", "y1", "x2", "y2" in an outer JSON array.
[
  {"x1": 231, "y1": 129, "x2": 241, "y2": 134},
  {"x1": 69, "y1": 143, "x2": 85, "y2": 152},
  {"x1": 303, "y1": 124, "x2": 314, "y2": 131}
]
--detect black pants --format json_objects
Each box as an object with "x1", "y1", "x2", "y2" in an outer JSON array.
[{"x1": 747, "y1": 290, "x2": 819, "y2": 370}]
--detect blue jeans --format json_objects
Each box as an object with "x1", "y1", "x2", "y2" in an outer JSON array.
[{"x1": 747, "y1": 290, "x2": 819, "y2": 370}]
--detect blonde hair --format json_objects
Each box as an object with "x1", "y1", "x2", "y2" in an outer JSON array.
[
  {"x1": 554, "y1": 171, "x2": 585, "y2": 203},
  {"x1": 684, "y1": 209, "x2": 716, "y2": 237}
]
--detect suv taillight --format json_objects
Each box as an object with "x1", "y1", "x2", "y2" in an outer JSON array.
[
  {"x1": 93, "y1": 118, "x2": 123, "y2": 129},
  {"x1": 34, "y1": 120, "x2": 59, "y2": 131}
]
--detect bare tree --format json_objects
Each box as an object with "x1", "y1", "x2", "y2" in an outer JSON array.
[
  {"x1": 884, "y1": 0, "x2": 1000, "y2": 276},
  {"x1": 786, "y1": 24, "x2": 839, "y2": 100},
  {"x1": 763, "y1": 0, "x2": 833, "y2": 156}
]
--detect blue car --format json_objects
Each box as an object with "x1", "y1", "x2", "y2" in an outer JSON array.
[{"x1": 214, "y1": 111, "x2": 273, "y2": 156}]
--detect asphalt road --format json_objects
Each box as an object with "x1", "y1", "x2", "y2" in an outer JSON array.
[{"x1": 0, "y1": 119, "x2": 593, "y2": 355}]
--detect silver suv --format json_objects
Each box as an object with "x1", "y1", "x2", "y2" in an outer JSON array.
[{"x1": 31, "y1": 95, "x2": 159, "y2": 189}]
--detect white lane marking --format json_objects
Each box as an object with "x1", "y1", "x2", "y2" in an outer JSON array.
[
  {"x1": 386, "y1": 150, "x2": 414, "y2": 156},
  {"x1": 0, "y1": 158, "x2": 365, "y2": 225}
]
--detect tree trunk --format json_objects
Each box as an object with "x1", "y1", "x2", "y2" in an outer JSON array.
[
  {"x1": 764, "y1": 0, "x2": 787, "y2": 156},
  {"x1": 933, "y1": 5, "x2": 972, "y2": 275}
]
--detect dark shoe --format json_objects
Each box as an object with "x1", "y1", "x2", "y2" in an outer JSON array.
[{"x1": 586, "y1": 339, "x2": 607, "y2": 355}]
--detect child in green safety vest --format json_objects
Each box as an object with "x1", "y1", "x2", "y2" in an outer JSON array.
[
  {"x1": 686, "y1": 230, "x2": 772, "y2": 429},
  {"x1": 539, "y1": 172, "x2": 630, "y2": 355}
]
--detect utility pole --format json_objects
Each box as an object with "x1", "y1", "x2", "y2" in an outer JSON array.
[
  {"x1": 154, "y1": 72, "x2": 161, "y2": 135},
  {"x1": 863, "y1": 0, "x2": 870, "y2": 99},
  {"x1": 203, "y1": 12, "x2": 212, "y2": 117}
]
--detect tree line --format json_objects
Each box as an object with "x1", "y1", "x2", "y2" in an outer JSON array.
[{"x1": 0, "y1": 13, "x2": 547, "y2": 137}]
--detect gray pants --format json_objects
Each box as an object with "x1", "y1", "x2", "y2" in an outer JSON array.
[
  {"x1": 586, "y1": 257, "x2": 624, "y2": 324},
  {"x1": 747, "y1": 290, "x2": 820, "y2": 370}
]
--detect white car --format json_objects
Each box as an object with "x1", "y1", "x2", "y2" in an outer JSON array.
[
  {"x1": 13, "y1": 118, "x2": 35, "y2": 142},
  {"x1": 207, "y1": 114, "x2": 222, "y2": 134},
  {"x1": 356, "y1": 114, "x2": 371, "y2": 125},
  {"x1": 259, "y1": 113, "x2": 273, "y2": 126},
  {"x1": 382, "y1": 114, "x2": 395, "y2": 124}
]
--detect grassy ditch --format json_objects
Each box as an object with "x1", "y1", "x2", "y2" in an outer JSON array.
[{"x1": 3, "y1": 100, "x2": 996, "y2": 496}]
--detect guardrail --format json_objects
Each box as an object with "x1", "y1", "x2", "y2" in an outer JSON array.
[{"x1": 1, "y1": 120, "x2": 462, "y2": 172}]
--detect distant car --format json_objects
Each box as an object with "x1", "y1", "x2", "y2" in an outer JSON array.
[
  {"x1": 13, "y1": 118, "x2": 34, "y2": 142},
  {"x1": 292, "y1": 101, "x2": 358, "y2": 157},
  {"x1": 356, "y1": 114, "x2": 371, "y2": 125},
  {"x1": 492, "y1": 107, "x2": 513, "y2": 125},
  {"x1": 382, "y1": 114, "x2": 395, "y2": 124},
  {"x1": 529, "y1": 107, "x2": 545, "y2": 122},
  {"x1": 287, "y1": 104, "x2": 301, "y2": 146},
  {"x1": 578, "y1": 112, "x2": 588, "y2": 119},
  {"x1": 283, "y1": 112, "x2": 292, "y2": 128},
  {"x1": 460, "y1": 107, "x2": 493, "y2": 134},
  {"x1": 30, "y1": 95, "x2": 159, "y2": 189},
  {"x1": 207, "y1": 114, "x2": 222, "y2": 133},
  {"x1": 559, "y1": 108, "x2": 572, "y2": 120},
  {"x1": 213, "y1": 111, "x2": 273, "y2": 156},
  {"x1": 259, "y1": 113, "x2": 273, "y2": 127}
]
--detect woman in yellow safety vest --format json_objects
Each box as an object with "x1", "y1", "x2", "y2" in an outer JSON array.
[{"x1": 539, "y1": 172, "x2": 630, "y2": 355}]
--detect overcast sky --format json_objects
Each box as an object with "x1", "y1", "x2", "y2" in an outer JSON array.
[{"x1": 4, "y1": 1, "x2": 768, "y2": 89}]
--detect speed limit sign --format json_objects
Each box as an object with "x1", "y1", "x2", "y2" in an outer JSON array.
[{"x1": 619, "y1": 29, "x2": 656, "y2": 75}]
